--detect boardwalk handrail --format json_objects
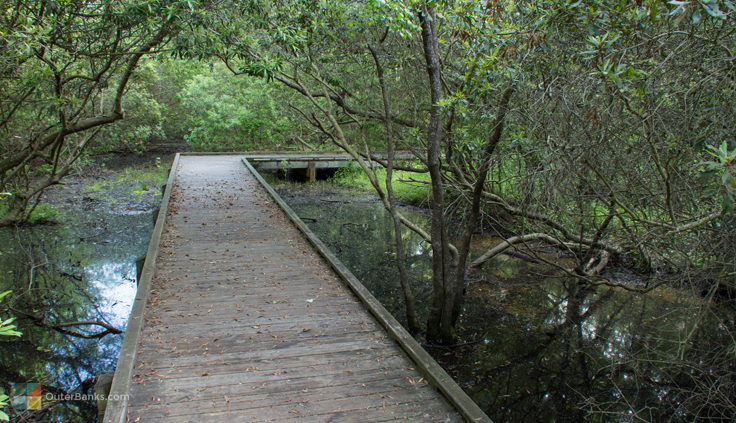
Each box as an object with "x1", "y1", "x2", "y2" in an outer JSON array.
[
  {"x1": 243, "y1": 151, "x2": 416, "y2": 160},
  {"x1": 103, "y1": 154, "x2": 181, "y2": 423},
  {"x1": 242, "y1": 158, "x2": 492, "y2": 423}
]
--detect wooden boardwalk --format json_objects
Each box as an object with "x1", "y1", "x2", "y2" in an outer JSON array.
[
  {"x1": 244, "y1": 151, "x2": 415, "y2": 169},
  {"x1": 104, "y1": 155, "x2": 489, "y2": 423}
]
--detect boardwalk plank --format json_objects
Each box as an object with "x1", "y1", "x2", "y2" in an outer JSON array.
[
  {"x1": 129, "y1": 377, "x2": 418, "y2": 414},
  {"x1": 128, "y1": 388, "x2": 448, "y2": 420},
  {"x1": 129, "y1": 367, "x2": 418, "y2": 405}
]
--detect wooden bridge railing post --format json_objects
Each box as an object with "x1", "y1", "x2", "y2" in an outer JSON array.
[{"x1": 307, "y1": 162, "x2": 316, "y2": 182}]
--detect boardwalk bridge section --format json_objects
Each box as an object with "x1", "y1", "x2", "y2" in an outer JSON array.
[
  {"x1": 245, "y1": 151, "x2": 415, "y2": 182},
  {"x1": 103, "y1": 153, "x2": 490, "y2": 423}
]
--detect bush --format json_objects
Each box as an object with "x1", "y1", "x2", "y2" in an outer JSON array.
[{"x1": 180, "y1": 66, "x2": 292, "y2": 151}]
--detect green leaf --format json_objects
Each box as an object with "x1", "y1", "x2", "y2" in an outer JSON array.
[
  {"x1": 668, "y1": 0, "x2": 690, "y2": 15},
  {"x1": 0, "y1": 328, "x2": 22, "y2": 337},
  {"x1": 701, "y1": 0, "x2": 727, "y2": 18}
]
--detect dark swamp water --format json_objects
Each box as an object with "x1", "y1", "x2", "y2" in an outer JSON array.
[
  {"x1": 1, "y1": 161, "x2": 733, "y2": 422},
  {"x1": 0, "y1": 161, "x2": 163, "y2": 422},
  {"x1": 272, "y1": 181, "x2": 735, "y2": 423}
]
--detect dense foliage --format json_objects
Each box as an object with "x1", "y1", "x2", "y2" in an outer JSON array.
[
  {"x1": 0, "y1": 0, "x2": 197, "y2": 224},
  {"x1": 189, "y1": 0, "x2": 736, "y2": 419},
  {"x1": 1, "y1": 0, "x2": 735, "y2": 421}
]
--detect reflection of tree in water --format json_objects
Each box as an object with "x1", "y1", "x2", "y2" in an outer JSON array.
[
  {"x1": 0, "y1": 227, "x2": 125, "y2": 422},
  {"x1": 280, "y1": 185, "x2": 736, "y2": 422},
  {"x1": 451, "y1": 276, "x2": 735, "y2": 422}
]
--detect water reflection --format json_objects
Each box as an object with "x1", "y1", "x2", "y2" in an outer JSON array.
[
  {"x1": 277, "y1": 187, "x2": 435, "y2": 326},
  {"x1": 0, "y1": 194, "x2": 154, "y2": 422},
  {"x1": 275, "y1": 182, "x2": 734, "y2": 422},
  {"x1": 88, "y1": 263, "x2": 138, "y2": 328}
]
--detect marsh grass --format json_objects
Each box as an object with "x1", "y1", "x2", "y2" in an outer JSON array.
[
  {"x1": 82, "y1": 160, "x2": 168, "y2": 196},
  {"x1": 330, "y1": 164, "x2": 431, "y2": 204}
]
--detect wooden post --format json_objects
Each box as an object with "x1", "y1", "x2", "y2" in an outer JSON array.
[
  {"x1": 96, "y1": 372, "x2": 115, "y2": 421},
  {"x1": 135, "y1": 256, "x2": 146, "y2": 284},
  {"x1": 307, "y1": 162, "x2": 317, "y2": 182}
]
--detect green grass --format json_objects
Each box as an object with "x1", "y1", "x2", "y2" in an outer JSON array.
[
  {"x1": 0, "y1": 201, "x2": 62, "y2": 224},
  {"x1": 81, "y1": 160, "x2": 168, "y2": 197},
  {"x1": 27, "y1": 203, "x2": 60, "y2": 222},
  {"x1": 83, "y1": 179, "x2": 107, "y2": 193},
  {"x1": 330, "y1": 164, "x2": 431, "y2": 204},
  {"x1": 117, "y1": 167, "x2": 168, "y2": 194}
]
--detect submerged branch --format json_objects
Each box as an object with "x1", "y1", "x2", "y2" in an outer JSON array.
[{"x1": 13, "y1": 309, "x2": 123, "y2": 339}]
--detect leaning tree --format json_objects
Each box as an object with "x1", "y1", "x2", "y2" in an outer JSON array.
[{"x1": 0, "y1": 0, "x2": 202, "y2": 225}]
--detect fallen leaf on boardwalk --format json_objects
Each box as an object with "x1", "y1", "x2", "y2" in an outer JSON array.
[{"x1": 202, "y1": 372, "x2": 211, "y2": 376}]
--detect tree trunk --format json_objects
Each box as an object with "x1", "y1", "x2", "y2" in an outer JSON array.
[
  {"x1": 369, "y1": 45, "x2": 421, "y2": 334},
  {"x1": 419, "y1": 6, "x2": 454, "y2": 344},
  {"x1": 449, "y1": 85, "x2": 514, "y2": 324},
  {"x1": 0, "y1": 198, "x2": 26, "y2": 226}
]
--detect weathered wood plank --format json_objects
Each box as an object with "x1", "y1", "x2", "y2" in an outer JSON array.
[
  {"x1": 128, "y1": 387, "x2": 448, "y2": 420},
  {"x1": 133, "y1": 349, "x2": 405, "y2": 377},
  {"x1": 129, "y1": 376, "x2": 417, "y2": 414},
  {"x1": 128, "y1": 365, "x2": 416, "y2": 405}
]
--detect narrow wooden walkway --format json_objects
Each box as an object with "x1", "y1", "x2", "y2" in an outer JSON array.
[{"x1": 114, "y1": 155, "x2": 471, "y2": 422}]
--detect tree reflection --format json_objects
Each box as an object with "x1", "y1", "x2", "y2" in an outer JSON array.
[
  {"x1": 280, "y1": 184, "x2": 736, "y2": 422},
  {"x1": 0, "y1": 212, "x2": 148, "y2": 422},
  {"x1": 452, "y1": 274, "x2": 735, "y2": 422}
]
